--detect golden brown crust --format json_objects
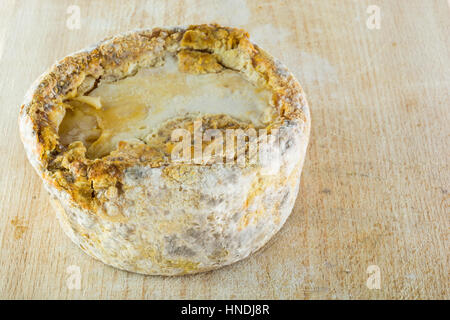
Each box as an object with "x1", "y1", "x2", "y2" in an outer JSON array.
[
  {"x1": 19, "y1": 24, "x2": 309, "y2": 212},
  {"x1": 177, "y1": 50, "x2": 223, "y2": 74}
]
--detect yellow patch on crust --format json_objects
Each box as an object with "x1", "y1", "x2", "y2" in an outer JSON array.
[
  {"x1": 177, "y1": 50, "x2": 223, "y2": 74},
  {"x1": 133, "y1": 245, "x2": 201, "y2": 274}
]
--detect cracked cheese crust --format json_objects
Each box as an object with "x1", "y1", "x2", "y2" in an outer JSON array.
[{"x1": 19, "y1": 24, "x2": 310, "y2": 275}]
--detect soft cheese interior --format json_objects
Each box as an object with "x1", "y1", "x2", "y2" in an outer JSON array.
[{"x1": 59, "y1": 56, "x2": 274, "y2": 159}]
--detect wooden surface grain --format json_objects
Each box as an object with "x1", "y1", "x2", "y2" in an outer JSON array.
[{"x1": 0, "y1": 0, "x2": 448, "y2": 299}]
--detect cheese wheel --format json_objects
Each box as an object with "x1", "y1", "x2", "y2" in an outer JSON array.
[{"x1": 19, "y1": 24, "x2": 310, "y2": 275}]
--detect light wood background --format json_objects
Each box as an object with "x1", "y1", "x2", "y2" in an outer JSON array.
[{"x1": 0, "y1": 0, "x2": 448, "y2": 300}]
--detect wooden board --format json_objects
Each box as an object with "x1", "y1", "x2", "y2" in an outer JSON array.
[{"x1": 0, "y1": 0, "x2": 448, "y2": 299}]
